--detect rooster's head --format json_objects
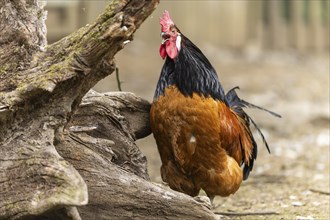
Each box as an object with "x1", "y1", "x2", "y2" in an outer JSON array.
[{"x1": 159, "y1": 10, "x2": 181, "y2": 60}]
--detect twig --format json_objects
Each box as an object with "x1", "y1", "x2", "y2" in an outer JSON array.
[
  {"x1": 310, "y1": 188, "x2": 330, "y2": 195},
  {"x1": 214, "y1": 211, "x2": 279, "y2": 216},
  {"x1": 115, "y1": 67, "x2": 122, "y2": 91}
]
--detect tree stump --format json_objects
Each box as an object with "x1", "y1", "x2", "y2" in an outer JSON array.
[{"x1": 0, "y1": 0, "x2": 217, "y2": 219}]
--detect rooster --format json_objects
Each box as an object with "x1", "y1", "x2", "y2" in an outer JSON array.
[{"x1": 150, "y1": 11, "x2": 280, "y2": 202}]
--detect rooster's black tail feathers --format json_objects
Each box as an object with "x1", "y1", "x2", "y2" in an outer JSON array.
[
  {"x1": 225, "y1": 86, "x2": 281, "y2": 120},
  {"x1": 225, "y1": 86, "x2": 281, "y2": 180}
]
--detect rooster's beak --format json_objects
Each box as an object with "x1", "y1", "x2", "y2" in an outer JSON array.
[{"x1": 161, "y1": 32, "x2": 170, "y2": 44}]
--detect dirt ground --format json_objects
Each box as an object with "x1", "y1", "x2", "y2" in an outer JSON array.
[{"x1": 95, "y1": 45, "x2": 329, "y2": 220}]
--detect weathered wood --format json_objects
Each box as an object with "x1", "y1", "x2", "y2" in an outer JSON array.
[
  {"x1": 0, "y1": 0, "x2": 47, "y2": 72},
  {"x1": 0, "y1": 0, "x2": 157, "y2": 219},
  {"x1": 62, "y1": 91, "x2": 151, "y2": 181},
  {"x1": 57, "y1": 90, "x2": 215, "y2": 220},
  {"x1": 0, "y1": 0, "x2": 217, "y2": 219}
]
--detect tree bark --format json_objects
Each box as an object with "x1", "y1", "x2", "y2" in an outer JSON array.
[{"x1": 0, "y1": 0, "x2": 217, "y2": 219}]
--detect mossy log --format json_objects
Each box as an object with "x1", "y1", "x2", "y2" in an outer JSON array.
[{"x1": 0, "y1": 0, "x2": 217, "y2": 219}]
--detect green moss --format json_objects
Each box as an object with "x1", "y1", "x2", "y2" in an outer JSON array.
[
  {"x1": 0, "y1": 65, "x2": 8, "y2": 75},
  {"x1": 1, "y1": 0, "x2": 124, "y2": 107},
  {"x1": 0, "y1": 63, "x2": 18, "y2": 76},
  {"x1": 100, "y1": 0, "x2": 117, "y2": 21}
]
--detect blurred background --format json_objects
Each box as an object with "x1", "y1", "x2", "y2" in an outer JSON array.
[
  {"x1": 45, "y1": 1, "x2": 329, "y2": 218},
  {"x1": 46, "y1": 1, "x2": 329, "y2": 52},
  {"x1": 44, "y1": 0, "x2": 329, "y2": 105}
]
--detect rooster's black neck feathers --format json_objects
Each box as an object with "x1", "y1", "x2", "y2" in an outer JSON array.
[{"x1": 154, "y1": 35, "x2": 226, "y2": 101}]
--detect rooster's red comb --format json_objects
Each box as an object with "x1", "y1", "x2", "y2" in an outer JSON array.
[{"x1": 160, "y1": 10, "x2": 174, "y2": 32}]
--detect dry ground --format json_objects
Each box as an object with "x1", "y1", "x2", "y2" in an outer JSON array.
[{"x1": 95, "y1": 46, "x2": 329, "y2": 220}]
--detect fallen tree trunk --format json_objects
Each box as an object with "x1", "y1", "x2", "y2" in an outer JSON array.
[{"x1": 0, "y1": 1, "x2": 217, "y2": 219}]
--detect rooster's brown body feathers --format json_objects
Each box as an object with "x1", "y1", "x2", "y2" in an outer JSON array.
[{"x1": 150, "y1": 86, "x2": 254, "y2": 197}]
